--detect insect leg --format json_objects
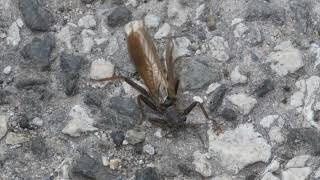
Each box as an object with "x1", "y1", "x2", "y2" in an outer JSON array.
[
  {"x1": 175, "y1": 80, "x2": 179, "y2": 95},
  {"x1": 137, "y1": 95, "x2": 160, "y2": 124}
]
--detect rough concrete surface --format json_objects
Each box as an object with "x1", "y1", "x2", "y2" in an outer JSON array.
[{"x1": 1, "y1": 0, "x2": 320, "y2": 179}]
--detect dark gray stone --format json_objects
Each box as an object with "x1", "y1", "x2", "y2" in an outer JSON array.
[
  {"x1": 289, "y1": 0, "x2": 312, "y2": 34},
  {"x1": 0, "y1": 90, "x2": 11, "y2": 105},
  {"x1": 84, "y1": 91, "x2": 102, "y2": 107},
  {"x1": 60, "y1": 53, "x2": 82, "y2": 96},
  {"x1": 81, "y1": 0, "x2": 95, "y2": 4},
  {"x1": 255, "y1": 79, "x2": 274, "y2": 97},
  {"x1": 20, "y1": 34, "x2": 55, "y2": 69},
  {"x1": 106, "y1": 6, "x2": 132, "y2": 28},
  {"x1": 135, "y1": 167, "x2": 163, "y2": 180},
  {"x1": 287, "y1": 128, "x2": 320, "y2": 155},
  {"x1": 208, "y1": 85, "x2": 227, "y2": 113},
  {"x1": 177, "y1": 59, "x2": 221, "y2": 90},
  {"x1": 31, "y1": 137, "x2": 47, "y2": 156},
  {"x1": 15, "y1": 78, "x2": 48, "y2": 90},
  {"x1": 18, "y1": 0, "x2": 54, "y2": 31},
  {"x1": 100, "y1": 108, "x2": 138, "y2": 130},
  {"x1": 72, "y1": 154, "x2": 100, "y2": 179},
  {"x1": 245, "y1": 0, "x2": 285, "y2": 25},
  {"x1": 96, "y1": 168, "x2": 125, "y2": 180},
  {"x1": 221, "y1": 108, "x2": 237, "y2": 121},
  {"x1": 111, "y1": 131, "x2": 125, "y2": 146},
  {"x1": 18, "y1": 114, "x2": 33, "y2": 130},
  {"x1": 110, "y1": 97, "x2": 140, "y2": 118}
]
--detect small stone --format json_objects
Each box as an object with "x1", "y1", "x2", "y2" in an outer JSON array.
[
  {"x1": 127, "y1": 0, "x2": 138, "y2": 7},
  {"x1": 167, "y1": 0, "x2": 189, "y2": 26},
  {"x1": 143, "y1": 144, "x2": 155, "y2": 155},
  {"x1": 0, "y1": 115, "x2": 8, "y2": 140},
  {"x1": 269, "y1": 126, "x2": 285, "y2": 145},
  {"x1": 15, "y1": 78, "x2": 47, "y2": 89},
  {"x1": 78, "y1": 15, "x2": 96, "y2": 29},
  {"x1": 107, "y1": 6, "x2": 132, "y2": 28},
  {"x1": 6, "y1": 132, "x2": 29, "y2": 145},
  {"x1": 90, "y1": 59, "x2": 114, "y2": 80},
  {"x1": 144, "y1": 14, "x2": 160, "y2": 28},
  {"x1": 207, "y1": 85, "x2": 227, "y2": 113},
  {"x1": 62, "y1": 105, "x2": 98, "y2": 137},
  {"x1": 56, "y1": 24, "x2": 76, "y2": 50},
  {"x1": 262, "y1": 172, "x2": 280, "y2": 180},
  {"x1": 30, "y1": 117, "x2": 43, "y2": 127},
  {"x1": 193, "y1": 96, "x2": 204, "y2": 103},
  {"x1": 230, "y1": 66, "x2": 247, "y2": 84},
  {"x1": 255, "y1": 79, "x2": 274, "y2": 97},
  {"x1": 206, "y1": 83, "x2": 221, "y2": 95},
  {"x1": 109, "y1": 159, "x2": 121, "y2": 170},
  {"x1": 154, "y1": 23, "x2": 171, "y2": 39},
  {"x1": 206, "y1": 15, "x2": 216, "y2": 31},
  {"x1": 208, "y1": 123, "x2": 271, "y2": 174},
  {"x1": 234, "y1": 23, "x2": 249, "y2": 38},
  {"x1": 135, "y1": 167, "x2": 163, "y2": 180},
  {"x1": 287, "y1": 128, "x2": 320, "y2": 155},
  {"x1": 19, "y1": 0, "x2": 54, "y2": 31},
  {"x1": 173, "y1": 37, "x2": 191, "y2": 59},
  {"x1": 281, "y1": 167, "x2": 312, "y2": 180},
  {"x1": 154, "y1": 128, "x2": 162, "y2": 138},
  {"x1": 3, "y1": 66, "x2": 11, "y2": 75},
  {"x1": 31, "y1": 137, "x2": 47, "y2": 156},
  {"x1": 260, "y1": 115, "x2": 279, "y2": 128},
  {"x1": 84, "y1": 91, "x2": 102, "y2": 107},
  {"x1": 208, "y1": 36, "x2": 230, "y2": 62},
  {"x1": 192, "y1": 151, "x2": 212, "y2": 177},
  {"x1": 21, "y1": 34, "x2": 55, "y2": 69},
  {"x1": 81, "y1": 30, "x2": 95, "y2": 54},
  {"x1": 264, "y1": 159, "x2": 280, "y2": 174},
  {"x1": 285, "y1": 155, "x2": 311, "y2": 168},
  {"x1": 227, "y1": 93, "x2": 257, "y2": 115},
  {"x1": 111, "y1": 131, "x2": 125, "y2": 146},
  {"x1": 110, "y1": 97, "x2": 140, "y2": 118},
  {"x1": 221, "y1": 108, "x2": 237, "y2": 121},
  {"x1": 126, "y1": 129, "x2": 146, "y2": 145},
  {"x1": 72, "y1": 154, "x2": 99, "y2": 179},
  {"x1": 102, "y1": 156, "x2": 109, "y2": 167},
  {"x1": 6, "y1": 19, "x2": 21, "y2": 46},
  {"x1": 267, "y1": 41, "x2": 304, "y2": 76}
]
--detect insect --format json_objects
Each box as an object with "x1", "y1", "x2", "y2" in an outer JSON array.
[{"x1": 100, "y1": 21, "x2": 221, "y2": 132}]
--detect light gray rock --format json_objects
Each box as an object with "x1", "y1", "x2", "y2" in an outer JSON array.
[
  {"x1": 62, "y1": 105, "x2": 98, "y2": 137},
  {"x1": 269, "y1": 126, "x2": 285, "y2": 145},
  {"x1": 106, "y1": 36, "x2": 119, "y2": 56},
  {"x1": 56, "y1": 24, "x2": 77, "y2": 50},
  {"x1": 90, "y1": 59, "x2": 114, "y2": 80},
  {"x1": 208, "y1": 123, "x2": 271, "y2": 174},
  {"x1": 267, "y1": 41, "x2": 304, "y2": 76},
  {"x1": 167, "y1": 0, "x2": 189, "y2": 26},
  {"x1": 262, "y1": 172, "x2": 280, "y2": 180},
  {"x1": 282, "y1": 167, "x2": 312, "y2": 180},
  {"x1": 230, "y1": 66, "x2": 247, "y2": 84},
  {"x1": 144, "y1": 14, "x2": 160, "y2": 28},
  {"x1": 143, "y1": 144, "x2": 155, "y2": 155},
  {"x1": 6, "y1": 132, "x2": 29, "y2": 145},
  {"x1": 125, "y1": 129, "x2": 146, "y2": 145},
  {"x1": 263, "y1": 159, "x2": 280, "y2": 174},
  {"x1": 3, "y1": 66, "x2": 12, "y2": 75},
  {"x1": 260, "y1": 115, "x2": 280, "y2": 128},
  {"x1": 208, "y1": 36, "x2": 230, "y2": 62},
  {"x1": 78, "y1": 14, "x2": 96, "y2": 29},
  {"x1": 0, "y1": 115, "x2": 8, "y2": 140},
  {"x1": 154, "y1": 23, "x2": 171, "y2": 39},
  {"x1": 211, "y1": 175, "x2": 235, "y2": 180},
  {"x1": 285, "y1": 155, "x2": 311, "y2": 168},
  {"x1": 6, "y1": 19, "x2": 23, "y2": 46},
  {"x1": 192, "y1": 151, "x2": 212, "y2": 177},
  {"x1": 173, "y1": 37, "x2": 191, "y2": 59},
  {"x1": 81, "y1": 30, "x2": 95, "y2": 54},
  {"x1": 233, "y1": 23, "x2": 249, "y2": 38},
  {"x1": 227, "y1": 93, "x2": 257, "y2": 115}
]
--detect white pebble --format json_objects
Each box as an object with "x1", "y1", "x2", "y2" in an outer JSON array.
[{"x1": 3, "y1": 66, "x2": 12, "y2": 75}]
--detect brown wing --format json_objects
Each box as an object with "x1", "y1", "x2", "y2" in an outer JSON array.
[
  {"x1": 164, "y1": 36, "x2": 177, "y2": 98},
  {"x1": 125, "y1": 21, "x2": 168, "y2": 104}
]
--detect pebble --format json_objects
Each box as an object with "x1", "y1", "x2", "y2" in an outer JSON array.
[
  {"x1": 285, "y1": 155, "x2": 311, "y2": 168},
  {"x1": 206, "y1": 15, "x2": 216, "y2": 31},
  {"x1": 21, "y1": 34, "x2": 55, "y2": 69},
  {"x1": 154, "y1": 23, "x2": 171, "y2": 39},
  {"x1": 267, "y1": 41, "x2": 304, "y2": 76},
  {"x1": 208, "y1": 36, "x2": 230, "y2": 62},
  {"x1": 111, "y1": 131, "x2": 125, "y2": 146},
  {"x1": 102, "y1": 156, "x2": 109, "y2": 167},
  {"x1": 269, "y1": 126, "x2": 285, "y2": 145},
  {"x1": 220, "y1": 108, "x2": 237, "y2": 121},
  {"x1": 109, "y1": 159, "x2": 121, "y2": 170},
  {"x1": 18, "y1": 0, "x2": 54, "y2": 31},
  {"x1": 227, "y1": 93, "x2": 257, "y2": 115},
  {"x1": 135, "y1": 167, "x2": 163, "y2": 180},
  {"x1": 144, "y1": 14, "x2": 160, "y2": 28},
  {"x1": 5, "y1": 132, "x2": 29, "y2": 145},
  {"x1": 230, "y1": 66, "x2": 247, "y2": 84},
  {"x1": 3, "y1": 66, "x2": 12, "y2": 75},
  {"x1": 56, "y1": 24, "x2": 76, "y2": 50},
  {"x1": 233, "y1": 23, "x2": 249, "y2": 38},
  {"x1": 260, "y1": 115, "x2": 280, "y2": 128},
  {"x1": 154, "y1": 128, "x2": 162, "y2": 138},
  {"x1": 0, "y1": 115, "x2": 8, "y2": 140},
  {"x1": 30, "y1": 117, "x2": 43, "y2": 127},
  {"x1": 208, "y1": 123, "x2": 271, "y2": 174},
  {"x1": 206, "y1": 83, "x2": 221, "y2": 94},
  {"x1": 167, "y1": 0, "x2": 189, "y2": 26},
  {"x1": 143, "y1": 144, "x2": 155, "y2": 155},
  {"x1": 62, "y1": 105, "x2": 98, "y2": 137},
  {"x1": 72, "y1": 154, "x2": 99, "y2": 179},
  {"x1": 207, "y1": 84, "x2": 227, "y2": 113},
  {"x1": 6, "y1": 19, "x2": 21, "y2": 46},
  {"x1": 281, "y1": 167, "x2": 312, "y2": 180},
  {"x1": 255, "y1": 79, "x2": 275, "y2": 97},
  {"x1": 81, "y1": 30, "x2": 95, "y2": 54},
  {"x1": 78, "y1": 15, "x2": 96, "y2": 29},
  {"x1": 110, "y1": 97, "x2": 140, "y2": 118},
  {"x1": 107, "y1": 6, "x2": 132, "y2": 28},
  {"x1": 125, "y1": 129, "x2": 146, "y2": 145},
  {"x1": 192, "y1": 151, "x2": 212, "y2": 177},
  {"x1": 90, "y1": 59, "x2": 114, "y2": 80},
  {"x1": 173, "y1": 37, "x2": 191, "y2": 59},
  {"x1": 31, "y1": 137, "x2": 47, "y2": 156}
]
